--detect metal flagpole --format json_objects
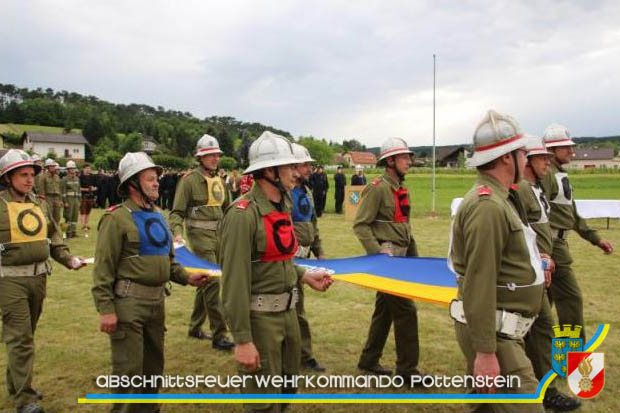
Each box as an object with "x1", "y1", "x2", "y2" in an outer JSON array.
[{"x1": 431, "y1": 54, "x2": 437, "y2": 218}]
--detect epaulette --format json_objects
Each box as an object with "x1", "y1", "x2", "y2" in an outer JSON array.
[
  {"x1": 477, "y1": 186, "x2": 492, "y2": 196},
  {"x1": 236, "y1": 199, "x2": 251, "y2": 210},
  {"x1": 372, "y1": 177, "x2": 382, "y2": 186},
  {"x1": 509, "y1": 183, "x2": 519, "y2": 191},
  {"x1": 107, "y1": 204, "x2": 121, "y2": 212}
]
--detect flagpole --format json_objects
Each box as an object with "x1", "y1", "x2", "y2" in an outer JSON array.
[{"x1": 431, "y1": 54, "x2": 437, "y2": 218}]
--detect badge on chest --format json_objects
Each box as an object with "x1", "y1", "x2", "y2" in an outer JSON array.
[
  {"x1": 131, "y1": 211, "x2": 171, "y2": 256},
  {"x1": 291, "y1": 187, "x2": 313, "y2": 222},
  {"x1": 205, "y1": 176, "x2": 225, "y2": 207},
  {"x1": 7, "y1": 202, "x2": 48, "y2": 244},
  {"x1": 261, "y1": 211, "x2": 298, "y2": 262},
  {"x1": 393, "y1": 187, "x2": 410, "y2": 223}
]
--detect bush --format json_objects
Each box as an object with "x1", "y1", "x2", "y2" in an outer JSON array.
[
  {"x1": 151, "y1": 154, "x2": 189, "y2": 170},
  {"x1": 2, "y1": 132, "x2": 22, "y2": 146},
  {"x1": 219, "y1": 156, "x2": 238, "y2": 171},
  {"x1": 94, "y1": 150, "x2": 122, "y2": 170}
]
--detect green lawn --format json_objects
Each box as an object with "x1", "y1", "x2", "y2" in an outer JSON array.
[
  {"x1": 1, "y1": 176, "x2": 619, "y2": 411},
  {"x1": 324, "y1": 173, "x2": 620, "y2": 217},
  {"x1": 0, "y1": 123, "x2": 82, "y2": 135}
]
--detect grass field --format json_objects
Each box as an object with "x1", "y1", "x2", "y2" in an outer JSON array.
[
  {"x1": 324, "y1": 173, "x2": 620, "y2": 217},
  {"x1": 1, "y1": 175, "x2": 619, "y2": 411},
  {"x1": 0, "y1": 123, "x2": 82, "y2": 135}
]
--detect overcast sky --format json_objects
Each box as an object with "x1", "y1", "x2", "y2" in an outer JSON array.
[{"x1": 2, "y1": 0, "x2": 619, "y2": 147}]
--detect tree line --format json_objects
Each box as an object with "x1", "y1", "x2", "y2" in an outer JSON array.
[{"x1": 0, "y1": 83, "x2": 371, "y2": 170}]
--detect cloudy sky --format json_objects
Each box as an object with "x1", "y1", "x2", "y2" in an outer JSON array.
[{"x1": 2, "y1": 0, "x2": 619, "y2": 146}]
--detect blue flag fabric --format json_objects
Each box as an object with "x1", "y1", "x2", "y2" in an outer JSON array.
[{"x1": 175, "y1": 245, "x2": 457, "y2": 306}]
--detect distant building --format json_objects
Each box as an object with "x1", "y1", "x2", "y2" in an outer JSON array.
[
  {"x1": 333, "y1": 151, "x2": 377, "y2": 168},
  {"x1": 570, "y1": 147, "x2": 620, "y2": 169},
  {"x1": 435, "y1": 146, "x2": 468, "y2": 168},
  {"x1": 21, "y1": 131, "x2": 88, "y2": 160},
  {"x1": 142, "y1": 135, "x2": 158, "y2": 154}
]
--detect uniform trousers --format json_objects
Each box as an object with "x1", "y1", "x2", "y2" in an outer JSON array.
[
  {"x1": 109, "y1": 295, "x2": 165, "y2": 413},
  {"x1": 0, "y1": 275, "x2": 46, "y2": 408},
  {"x1": 549, "y1": 239, "x2": 585, "y2": 341},
  {"x1": 240, "y1": 309, "x2": 300, "y2": 412},
  {"x1": 455, "y1": 322, "x2": 544, "y2": 413},
  {"x1": 358, "y1": 292, "x2": 420, "y2": 376}
]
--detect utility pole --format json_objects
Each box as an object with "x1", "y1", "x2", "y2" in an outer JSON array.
[{"x1": 431, "y1": 54, "x2": 437, "y2": 218}]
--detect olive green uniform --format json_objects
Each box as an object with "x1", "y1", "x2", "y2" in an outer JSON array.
[
  {"x1": 34, "y1": 173, "x2": 44, "y2": 196},
  {"x1": 540, "y1": 160, "x2": 601, "y2": 341},
  {"x1": 516, "y1": 179, "x2": 558, "y2": 395},
  {"x1": 61, "y1": 175, "x2": 81, "y2": 238},
  {"x1": 219, "y1": 185, "x2": 307, "y2": 412},
  {"x1": 170, "y1": 166, "x2": 230, "y2": 340},
  {"x1": 41, "y1": 170, "x2": 63, "y2": 224},
  {"x1": 353, "y1": 173, "x2": 420, "y2": 376},
  {"x1": 92, "y1": 199, "x2": 190, "y2": 413},
  {"x1": 450, "y1": 174, "x2": 545, "y2": 412},
  {"x1": 0, "y1": 190, "x2": 73, "y2": 409},
  {"x1": 291, "y1": 183, "x2": 324, "y2": 364}
]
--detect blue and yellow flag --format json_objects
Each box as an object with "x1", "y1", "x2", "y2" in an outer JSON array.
[{"x1": 176, "y1": 246, "x2": 457, "y2": 306}]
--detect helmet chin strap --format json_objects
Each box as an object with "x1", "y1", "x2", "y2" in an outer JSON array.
[
  {"x1": 129, "y1": 178, "x2": 156, "y2": 209},
  {"x1": 264, "y1": 167, "x2": 287, "y2": 193},
  {"x1": 386, "y1": 160, "x2": 405, "y2": 182},
  {"x1": 526, "y1": 158, "x2": 540, "y2": 181},
  {"x1": 511, "y1": 151, "x2": 520, "y2": 184}
]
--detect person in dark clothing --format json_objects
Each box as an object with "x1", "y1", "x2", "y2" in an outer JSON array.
[
  {"x1": 103, "y1": 172, "x2": 116, "y2": 208},
  {"x1": 311, "y1": 166, "x2": 328, "y2": 217},
  {"x1": 158, "y1": 170, "x2": 172, "y2": 209},
  {"x1": 96, "y1": 171, "x2": 108, "y2": 208},
  {"x1": 334, "y1": 166, "x2": 346, "y2": 214},
  {"x1": 166, "y1": 172, "x2": 179, "y2": 210},
  {"x1": 351, "y1": 165, "x2": 367, "y2": 186},
  {"x1": 109, "y1": 172, "x2": 122, "y2": 205},
  {"x1": 79, "y1": 164, "x2": 98, "y2": 233}
]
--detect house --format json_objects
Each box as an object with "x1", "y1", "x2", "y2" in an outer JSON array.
[
  {"x1": 21, "y1": 131, "x2": 88, "y2": 161},
  {"x1": 435, "y1": 146, "x2": 468, "y2": 168},
  {"x1": 142, "y1": 135, "x2": 158, "y2": 154},
  {"x1": 570, "y1": 148, "x2": 620, "y2": 169},
  {"x1": 333, "y1": 151, "x2": 377, "y2": 168}
]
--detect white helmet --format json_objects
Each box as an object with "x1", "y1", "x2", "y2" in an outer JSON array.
[
  {"x1": 291, "y1": 143, "x2": 315, "y2": 163},
  {"x1": 543, "y1": 123, "x2": 575, "y2": 148},
  {"x1": 44, "y1": 158, "x2": 57, "y2": 168},
  {"x1": 243, "y1": 131, "x2": 301, "y2": 174},
  {"x1": 195, "y1": 134, "x2": 223, "y2": 157},
  {"x1": 118, "y1": 152, "x2": 163, "y2": 188},
  {"x1": 524, "y1": 135, "x2": 552, "y2": 158},
  {"x1": 466, "y1": 109, "x2": 526, "y2": 167},
  {"x1": 378, "y1": 137, "x2": 413, "y2": 165},
  {"x1": 0, "y1": 149, "x2": 42, "y2": 179},
  {"x1": 66, "y1": 160, "x2": 77, "y2": 169}
]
